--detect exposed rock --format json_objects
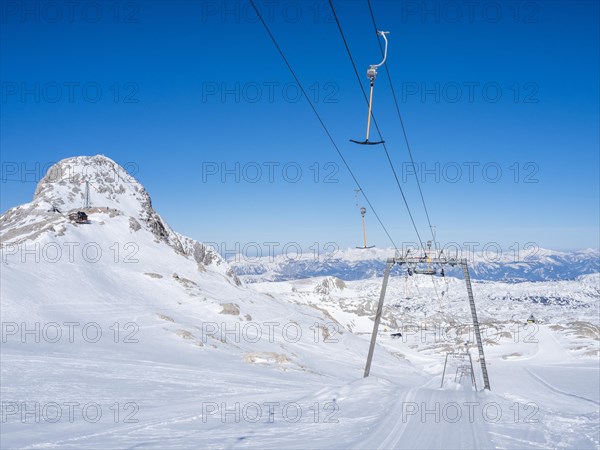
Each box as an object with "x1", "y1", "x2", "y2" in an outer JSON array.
[
  {"x1": 314, "y1": 277, "x2": 346, "y2": 295},
  {"x1": 244, "y1": 352, "x2": 291, "y2": 365},
  {"x1": 129, "y1": 217, "x2": 141, "y2": 232},
  {"x1": 226, "y1": 267, "x2": 242, "y2": 286},
  {"x1": 172, "y1": 273, "x2": 198, "y2": 287},
  {"x1": 144, "y1": 273, "x2": 163, "y2": 279},
  {"x1": 220, "y1": 303, "x2": 240, "y2": 315},
  {"x1": 176, "y1": 329, "x2": 195, "y2": 340}
]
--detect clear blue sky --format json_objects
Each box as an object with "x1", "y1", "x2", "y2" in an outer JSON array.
[{"x1": 1, "y1": 1, "x2": 598, "y2": 253}]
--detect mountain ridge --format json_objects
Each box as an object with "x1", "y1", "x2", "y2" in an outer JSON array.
[{"x1": 230, "y1": 246, "x2": 600, "y2": 283}]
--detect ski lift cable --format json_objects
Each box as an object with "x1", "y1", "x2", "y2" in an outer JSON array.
[
  {"x1": 366, "y1": 0, "x2": 438, "y2": 249},
  {"x1": 328, "y1": 0, "x2": 424, "y2": 249},
  {"x1": 248, "y1": 0, "x2": 398, "y2": 249}
]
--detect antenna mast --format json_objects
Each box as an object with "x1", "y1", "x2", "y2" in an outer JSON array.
[{"x1": 84, "y1": 180, "x2": 90, "y2": 209}]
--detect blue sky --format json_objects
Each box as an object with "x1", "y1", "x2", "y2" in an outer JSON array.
[{"x1": 1, "y1": 0, "x2": 598, "y2": 254}]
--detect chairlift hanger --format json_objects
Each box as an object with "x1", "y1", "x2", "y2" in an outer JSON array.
[
  {"x1": 356, "y1": 206, "x2": 375, "y2": 249},
  {"x1": 413, "y1": 240, "x2": 437, "y2": 275},
  {"x1": 350, "y1": 31, "x2": 390, "y2": 146}
]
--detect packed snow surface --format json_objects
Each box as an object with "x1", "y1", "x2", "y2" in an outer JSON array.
[{"x1": 1, "y1": 156, "x2": 598, "y2": 448}]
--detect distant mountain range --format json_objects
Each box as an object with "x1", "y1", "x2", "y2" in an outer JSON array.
[{"x1": 230, "y1": 247, "x2": 600, "y2": 283}]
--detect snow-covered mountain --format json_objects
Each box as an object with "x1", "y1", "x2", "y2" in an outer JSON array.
[
  {"x1": 230, "y1": 246, "x2": 600, "y2": 283},
  {"x1": 1, "y1": 155, "x2": 237, "y2": 281},
  {"x1": 1, "y1": 155, "x2": 598, "y2": 448},
  {"x1": 1, "y1": 156, "x2": 397, "y2": 446},
  {"x1": 252, "y1": 273, "x2": 600, "y2": 338}
]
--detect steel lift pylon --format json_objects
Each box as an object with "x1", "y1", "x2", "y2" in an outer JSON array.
[{"x1": 363, "y1": 255, "x2": 491, "y2": 391}]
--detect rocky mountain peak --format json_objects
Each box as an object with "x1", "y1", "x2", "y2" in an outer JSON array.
[{"x1": 1, "y1": 155, "x2": 240, "y2": 284}]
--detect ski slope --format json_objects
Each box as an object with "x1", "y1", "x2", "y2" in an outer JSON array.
[{"x1": 1, "y1": 156, "x2": 598, "y2": 448}]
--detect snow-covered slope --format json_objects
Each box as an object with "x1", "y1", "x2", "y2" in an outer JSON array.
[
  {"x1": 252, "y1": 273, "x2": 599, "y2": 348},
  {"x1": 0, "y1": 156, "x2": 414, "y2": 447},
  {"x1": 1, "y1": 156, "x2": 598, "y2": 448},
  {"x1": 231, "y1": 246, "x2": 600, "y2": 283}
]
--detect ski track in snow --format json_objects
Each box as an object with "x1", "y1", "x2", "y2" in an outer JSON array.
[
  {"x1": 1, "y1": 156, "x2": 598, "y2": 449},
  {"x1": 525, "y1": 369, "x2": 600, "y2": 406}
]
